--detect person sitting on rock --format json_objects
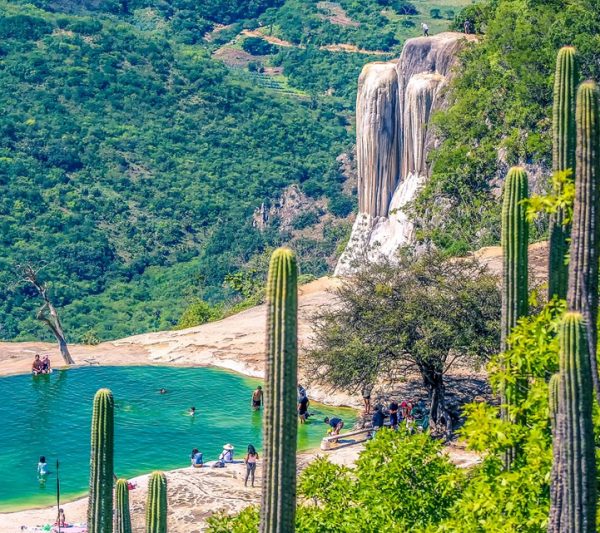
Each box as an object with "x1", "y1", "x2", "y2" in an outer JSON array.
[
  {"x1": 32, "y1": 354, "x2": 44, "y2": 375},
  {"x1": 190, "y1": 448, "x2": 203, "y2": 468}
]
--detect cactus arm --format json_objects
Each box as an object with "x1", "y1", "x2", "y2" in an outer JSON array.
[
  {"x1": 87, "y1": 388, "x2": 114, "y2": 533},
  {"x1": 566, "y1": 80, "x2": 600, "y2": 403},
  {"x1": 548, "y1": 47, "x2": 578, "y2": 299},
  {"x1": 146, "y1": 471, "x2": 168, "y2": 533},
  {"x1": 115, "y1": 478, "x2": 132, "y2": 533},
  {"x1": 259, "y1": 248, "x2": 298, "y2": 533}
]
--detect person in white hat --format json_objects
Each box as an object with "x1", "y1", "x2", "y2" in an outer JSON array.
[{"x1": 220, "y1": 444, "x2": 235, "y2": 463}]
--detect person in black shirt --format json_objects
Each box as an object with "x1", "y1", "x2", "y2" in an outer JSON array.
[
  {"x1": 298, "y1": 395, "x2": 310, "y2": 423},
  {"x1": 388, "y1": 400, "x2": 399, "y2": 429},
  {"x1": 372, "y1": 405, "x2": 385, "y2": 429}
]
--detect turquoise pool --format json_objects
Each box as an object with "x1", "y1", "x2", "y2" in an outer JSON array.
[{"x1": 0, "y1": 365, "x2": 355, "y2": 512}]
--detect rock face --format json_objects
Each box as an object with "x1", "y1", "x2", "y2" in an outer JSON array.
[{"x1": 335, "y1": 32, "x2": 474, "y2": 275}]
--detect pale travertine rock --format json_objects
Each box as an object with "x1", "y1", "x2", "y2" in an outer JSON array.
[{"x1": 336, "y1": 32, "x2": 475, "y2": 275}]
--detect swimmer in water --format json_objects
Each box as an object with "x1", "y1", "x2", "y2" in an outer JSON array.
[
  {"x1": 159, "y1": 388, "x2": 167, "y2": 394},
  {"x1": 189, "y1": 406, "x2": 196, "y2": 416},
  {"x1": 38, "y1": 455, "x2": 48, "y2": 480}
]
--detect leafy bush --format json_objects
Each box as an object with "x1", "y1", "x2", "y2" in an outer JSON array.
[
  {"x1": 328, "y1": 194, "x2": 354, "y2": 217},
  {"x1": 291, "y1": 209, "x2": 321, "y2": 230},
  {"x1": 0, "y1": 15, "x2": 53, "y2": 40},
  {"x1": 208, "y1": 430, "x2": 463, "y2": 532},
  {"x1": 176, "y1": 299, "x2": 222, "y2": 329},
  {"x1": 242, "y1": 36, "x2": 275, "y2": 55}
]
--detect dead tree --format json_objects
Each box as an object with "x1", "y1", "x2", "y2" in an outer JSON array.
[{"x1": 18, "y1": 264, "x2": 75, "y2": 365}]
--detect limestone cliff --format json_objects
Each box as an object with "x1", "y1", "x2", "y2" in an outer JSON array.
[{"x1": 335, "y1": 32, "x2": 475, "y2": 275}]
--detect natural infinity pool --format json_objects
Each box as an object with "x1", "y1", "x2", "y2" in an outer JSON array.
[{"x1": 0, "y1": 365, "x2": 356, "y2": 512}]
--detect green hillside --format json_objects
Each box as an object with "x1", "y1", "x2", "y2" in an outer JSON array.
[{"x1": 0, "y1": 0, "x2": 467, "y2": 342}]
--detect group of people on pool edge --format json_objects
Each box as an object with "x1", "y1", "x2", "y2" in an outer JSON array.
[
  {"x1": 252, "y1": 384, "x2": 319, "y2": 425},
  {"x1": 190, "y1": 443, "x2": 260, "y2": 487},
  {"x1": 31, "y1": 354, "x2": 52, "y2": 375},
  {"x1": 253, "y1": 384, "x2": 347, "y2": 435}
]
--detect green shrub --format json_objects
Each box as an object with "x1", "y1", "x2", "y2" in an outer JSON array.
[
  {"x1": 176, "y1": 300, "x2": 221, "y2": 329},
  {"x1": 208, "y1": 430, "x2": 462, "y2": 532},
  {"x1": 242, "y1": 36, "x2": 275, "y2": 55}
]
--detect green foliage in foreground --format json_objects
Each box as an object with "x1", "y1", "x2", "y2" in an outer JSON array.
[
  {"x1": 209, "y1": 298, "x2": 600, "y2": 532},
  {"x1": 209, "y1": 430, "x2": 463, "y2": 533}
]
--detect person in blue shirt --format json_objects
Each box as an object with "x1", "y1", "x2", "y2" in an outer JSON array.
[
  {"x1": 324, "y1": 416, "x2": 344, "y2": 436},
  {"x1": 37, "y1": 456, "x2": 49, "y2": 483},
  {"x1": 190, "y1": 448, "x2": 203, "y2": 468}
]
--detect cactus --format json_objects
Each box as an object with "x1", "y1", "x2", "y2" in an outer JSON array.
[
  {"x1": 566, "y1": 80, "x2": 600, "y2": 402},
  {"x1": 146, "y1": 471, "x2": 167, "y2": 533},
  {"x1": 87, "y1": 388, "x2": 114, "y2": 533},
  {"x1": 501, "y1": 166, "x2": 529, "y2": 351},
  {"x1": 548, "y1": 46, "x2": 578, "y2": 300},
  {"x1": 115, "y1": 479, "x2": 132, "y2": 533},
  {"x1": 550, "y1": 313, "x2": 596, "y2": 532},
  {"x1": 260, "y1": 248, "x2": 298, "y2": 533},
  {"x1": 500, "y1": 166, "x2": 528, "y2": 467}
]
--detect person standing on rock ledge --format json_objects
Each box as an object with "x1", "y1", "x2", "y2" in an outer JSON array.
[{"x1": 421, "y1": 22, "x2": 429, "y2": 37}]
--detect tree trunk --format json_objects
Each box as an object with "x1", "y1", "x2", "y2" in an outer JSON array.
[
  {"x1": 422, "y1": 366, "x2": 452, "y2": 438},
  {"x1": 37, "y1": 301, "x2": 75, "y2": 365}
]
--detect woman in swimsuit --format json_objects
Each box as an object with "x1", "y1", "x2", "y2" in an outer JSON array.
[{"x1": 244, "y1": 444, "x2": 259, "y2": 487}]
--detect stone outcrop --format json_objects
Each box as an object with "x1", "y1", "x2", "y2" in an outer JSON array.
[{"x1": 335, "y1": 32, "x2": 475, "y2": 275}]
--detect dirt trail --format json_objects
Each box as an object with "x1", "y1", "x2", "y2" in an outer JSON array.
[{"x1": 241, "y1": 29, "x2": 389, "y2": 56}]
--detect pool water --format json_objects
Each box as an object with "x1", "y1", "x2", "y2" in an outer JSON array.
[{"x1": 0, "y1": 365, "x2": 355, "y2": 512}]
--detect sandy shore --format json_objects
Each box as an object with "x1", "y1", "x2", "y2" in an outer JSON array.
[{"x1": 3, "y1": 444, "x2": 364, "y2": 533}]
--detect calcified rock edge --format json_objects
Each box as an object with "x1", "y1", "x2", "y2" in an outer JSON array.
[{"x1": 335, "y1": 32, "x2": 475, "y2": 275}]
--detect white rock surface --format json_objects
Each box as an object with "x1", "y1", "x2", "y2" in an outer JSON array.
[{"x1": 336, "y1": 32, "x2": 474, "y2": 274}]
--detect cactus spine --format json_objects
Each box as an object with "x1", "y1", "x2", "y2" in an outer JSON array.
[
  {"x1": 566, "y1": 80, "x2": 600, "y2": 402},
  {"x1": 552, "y1": 313, "x2": 596, "y2": 532},
  {"x1": 115, "y1": 479, "x2": 132, "y2": 533},
  {"x1": 548, "y1": 47, "x2": 578, "y2": 300},
  {"x1": 260, "y1": 248, "x2": 298, "y2": 533},
  {"x1": 146, "y1": 471, "x2": 167, "y2": 533},
  {"x1": 87, "y1": 388, "x2": 114, "y2": 533}
]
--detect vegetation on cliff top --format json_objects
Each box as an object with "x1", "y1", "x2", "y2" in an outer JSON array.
[{"x1": 414, "y1": 0, "x2": 600, "y2": 255}]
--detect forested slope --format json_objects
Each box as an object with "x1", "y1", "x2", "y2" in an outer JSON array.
[{"x1": 0, "y1": 0, "x2": 465, "y2": 342}]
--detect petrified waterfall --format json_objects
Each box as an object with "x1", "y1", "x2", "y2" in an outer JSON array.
[{"x1": 335, "y1": 33, "x2": 473, "y2": 275}]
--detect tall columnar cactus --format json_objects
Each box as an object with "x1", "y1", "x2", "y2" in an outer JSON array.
[
  {"x1": 500, "y1": 166, "x2": 528, "y2": 467},
  {"x1": 87, "y1": 388, "x2": 114, "y2": 533},
  {"x1": 501, "y1": 166, "x2": 529, "y2": 352},
  {"x1": 115, "y1": 479, "x2": 132, "y2": 533},
  {"x1": 260, "y1": 247, "x2": 298, "y2": 533},
  {"x1": 566, "y1": 80, "x2": 600, "y2": 402},
  {"x1": 146, "y1": 471, "x2": 167, "y2": 533},
  {"x1": 548, "y1": 46, "x2": 578, "y2": 300},
  {"x1": 550, "y1": 313, "x2": 597, "y2": 532}
]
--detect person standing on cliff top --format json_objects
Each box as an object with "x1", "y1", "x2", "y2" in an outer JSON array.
[{"x1": 421, "y1": 23, "x2": 429, "y2": 37}]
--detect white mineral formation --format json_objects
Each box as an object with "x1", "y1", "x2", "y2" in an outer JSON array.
[{"x1": 335, "y1": 32, "x2": 473, "y2": 275}]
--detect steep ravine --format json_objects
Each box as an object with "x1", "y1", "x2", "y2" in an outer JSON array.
[{"x1": 335, "y1": 32, "x2": 477, "y2": 274}]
